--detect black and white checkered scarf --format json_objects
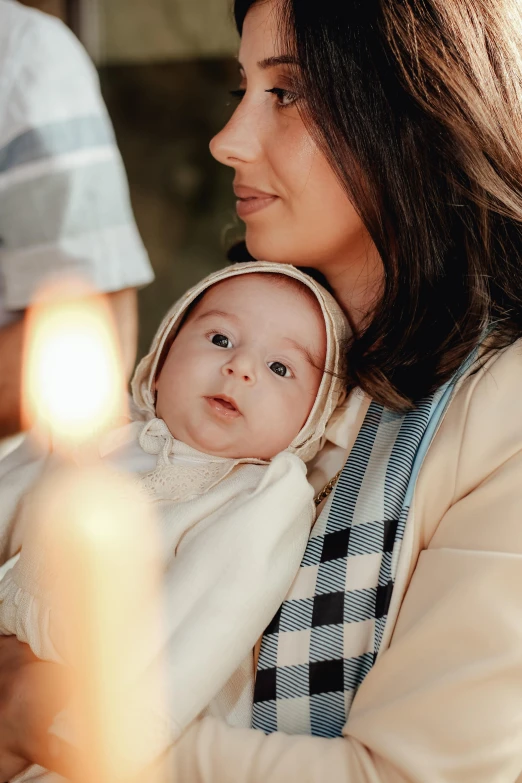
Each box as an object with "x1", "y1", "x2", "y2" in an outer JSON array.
[{"x1": 253, "y1": 366, "x2": 470, "y2": 737}]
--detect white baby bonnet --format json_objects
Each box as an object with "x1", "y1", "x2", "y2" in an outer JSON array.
[{"x1": 132, "y1": 262, "x2": 350, "y2": 464}]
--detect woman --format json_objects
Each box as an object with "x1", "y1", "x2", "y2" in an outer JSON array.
[{"x1": 2, "y1": 0, "x2": 522, "y2": 780}]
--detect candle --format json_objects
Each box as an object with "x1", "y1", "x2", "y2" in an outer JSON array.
[
  {"x1": 22, "y1": 277, "x2": 166, "y2": 783},
  {"x1": 31, "y1": 465, "x2": 166, "y2": 783}
]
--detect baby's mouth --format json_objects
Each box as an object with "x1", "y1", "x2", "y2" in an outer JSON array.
[
  {"x1": 205, "y1": 396, "x2": 242, "y2": 418},
  {"x1": 215, "y1": 397, "x2": 236, "y2": 410}
]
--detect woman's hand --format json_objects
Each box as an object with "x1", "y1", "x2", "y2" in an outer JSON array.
[{"x1": 0, "y1": 636, "x2": 73, "y2": 780}]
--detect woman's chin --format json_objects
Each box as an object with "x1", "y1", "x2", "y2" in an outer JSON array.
[{"x1": 245, "y1": 233, "x2": 301, "y2": 267}]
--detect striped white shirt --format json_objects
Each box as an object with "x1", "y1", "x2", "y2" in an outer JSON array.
[{"x1": 0, "y1": 0, "x2": 154, "y2": 327}]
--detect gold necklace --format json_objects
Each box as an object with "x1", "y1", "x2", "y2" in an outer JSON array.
[{"x1": 314, "y1": 468, "x2": 343, "y2": 507}]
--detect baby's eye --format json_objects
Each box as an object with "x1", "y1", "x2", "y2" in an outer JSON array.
[
  {"x1": 268, "y1": 361, "x2": 292, "y2": 378},
  {"x1": 211, "y1": 334, "x2": 232, "y2": 349}
]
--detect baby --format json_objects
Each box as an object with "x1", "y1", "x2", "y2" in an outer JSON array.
[{"x1": 0, "y1": 262, "x2": 348, "y2": 775}]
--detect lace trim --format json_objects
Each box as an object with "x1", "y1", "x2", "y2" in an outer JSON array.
[
  {"x1": 137, "y1": 419, "x2": 240, "y2": 502},
  {"x1": 137, "y1": 460, "x2": 239, "y2": 502}
]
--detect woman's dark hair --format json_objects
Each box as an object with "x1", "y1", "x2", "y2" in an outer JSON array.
[{"x1": 233, "y1": 0, "x2": 522, "y2": 409}]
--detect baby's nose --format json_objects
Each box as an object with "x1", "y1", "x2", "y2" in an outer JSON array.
[{"x1": 222, "y1": 356, "x2": 256, "y2": 384}]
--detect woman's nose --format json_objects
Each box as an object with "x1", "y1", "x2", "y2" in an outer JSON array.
[
  {"x1": 221, "y1": 353, "x2": 257, "y2": 384},
  {"x1": 210, "y1": 103, "x2": 262, "y2": 167}
]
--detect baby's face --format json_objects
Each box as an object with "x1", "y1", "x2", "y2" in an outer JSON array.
[{"x1": 155, "y1": 274, "x2": 327, "y2": 460}]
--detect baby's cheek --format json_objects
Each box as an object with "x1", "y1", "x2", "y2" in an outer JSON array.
[
  {"x1": 270, "y1": 400, "x2": 306, "y2": 448},
  {"x1": 244, "y1": 404, "x2": 285, "y2": 457}
]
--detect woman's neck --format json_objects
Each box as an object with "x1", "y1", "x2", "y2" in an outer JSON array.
[{"x1": 323, "y1": 241, "x2": 383, "y2": 332}]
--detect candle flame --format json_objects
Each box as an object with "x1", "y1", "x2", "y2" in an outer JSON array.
[{"x1": 22, "y1": 278, "x2": 126, "y2": 448}]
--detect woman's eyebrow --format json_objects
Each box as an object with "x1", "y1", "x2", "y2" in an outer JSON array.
[
  {"x1": 258, "y1": 55, "x2": 298, "y2": 70},
  {"x1": 237, "y1": 55, "x2": 298, "y2": 72}
]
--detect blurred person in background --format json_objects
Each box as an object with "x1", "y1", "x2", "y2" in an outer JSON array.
[{"x1": 0, "y1": 0, "x2": 154, "y2": 449}]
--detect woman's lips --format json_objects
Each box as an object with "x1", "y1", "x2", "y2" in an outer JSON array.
[
  {"x1": 205, "y1": 396, "x2": 242, "y2": 419},
  {"x1": 236, "y1": 196, "x2": 278, "y2": 218},
  {"x1": 234, "y1": 186, "x2": 279, "y2": 218}
]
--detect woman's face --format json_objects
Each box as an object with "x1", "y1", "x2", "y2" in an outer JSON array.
[{"x1": 210, "y1": 0, "x2": 369, "y2": 274}]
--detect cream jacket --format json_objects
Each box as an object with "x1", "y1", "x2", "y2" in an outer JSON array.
[{"x1": 162, "y1": 340, "x2": 522, "y2": 783}]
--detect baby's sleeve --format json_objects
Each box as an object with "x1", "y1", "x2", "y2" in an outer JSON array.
[
  {"x1": 0, "y1": 445, "x2": 76, "y2": 663},
  {"x1": 0, "y1": 565, "x2": 62, "y2": 662},
  {"x1": 0, "y1": 439, "x2": 64, "y2": 662},
  {"x1": 0, "y1": 436, "x2": 50, "y2": 562},
  {"x1": 0, "y1": 517, "x2": 64, "y2": 662}
]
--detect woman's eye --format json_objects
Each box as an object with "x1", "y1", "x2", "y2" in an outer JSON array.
[
  {"x1": 268, "y1": 361, "x2": 292, "y2": 378},
  {"x1": 211, "y1": 334, "x2": 232, "y2": 349},
  {"x1": 265, "y1": 87, "x2": 299, "y2": 109},
  {"x1": 229, "y1": 87, "x2": 298, "y2": 110}
]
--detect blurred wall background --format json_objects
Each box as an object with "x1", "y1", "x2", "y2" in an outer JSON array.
[
  {"x1": 99, "y1": 0, "x2": 238, "y2": 62},
  {"x1": 20, "y1": 0, "x2": 243, "y2": 360}
]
